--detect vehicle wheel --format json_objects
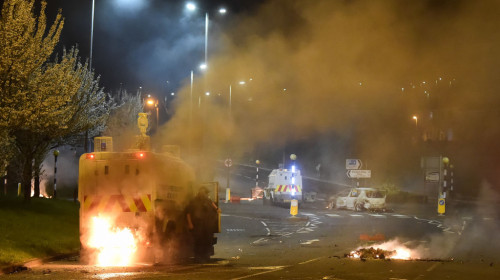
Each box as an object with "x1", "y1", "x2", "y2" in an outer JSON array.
[
  {"x1": 354, "y1": 203, "x2": 364, "y2": 212},
  {"x1": 328, "y1": 201, "x2": 336, "y2": 210}
]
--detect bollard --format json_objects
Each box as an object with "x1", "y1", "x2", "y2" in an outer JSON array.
[
  {"x1": 17, "y1": 183, "x2": 21, "y2": 197},
  {"x1": 290, "y1": 199, "x2": 298, "y2": 216},
  {"x1": 225, "y1": 188, "x2": 231, "y2": 203},
  {"x1": 437, "y1": 198, "x2": 445, "y2": 215}
]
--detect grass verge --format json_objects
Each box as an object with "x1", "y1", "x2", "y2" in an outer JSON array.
[{"x1": 0, "y1": 196, "x2": 79, "y2": 266}]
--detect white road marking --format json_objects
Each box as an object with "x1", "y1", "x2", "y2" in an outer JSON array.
[
  {"x1": 252, "y1": 238, "x2": 267, "y2": 244},
  {"x1": 326, "y1": 214, "x2": 342, "y2": 217},
  {"x1": 298, "y1": 257, "x2": 323, "y2": 264},
  {"x1": 392, "y1": 214, "x2": 411, "y2": 218},
  {"x1": 350, "y1": 214, "x2": 364, "y2": 217},
  {"x1": 248, "y1": 266, "x2": 286, "y2": 270},
  {"x1": 231, "y1": 266, "x2": 286, "y2": 280},
  {"x1": 300, "y1": 239, "x2": 320, "y2": 245},
  {"x1": 369, "y1": 214, "x2": 387, "y2": 218},
  {"x1": 297, "y1": 228, "x2": 314, "y2": 233}
]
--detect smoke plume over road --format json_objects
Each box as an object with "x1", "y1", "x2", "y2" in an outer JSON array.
[{"x1": 154, "y1": 0, "x2": 500, "y2": 192}]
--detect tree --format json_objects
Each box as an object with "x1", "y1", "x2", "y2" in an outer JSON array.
[
  {"x1": 103, "y1": 89, "x2": 144, "y2": 150},
  {"x1": 0, "y1": 1, "x2": 110, "y2": 200},
  {"x1": 0, "y1": 129, "x2": 13, "y2": 176}
]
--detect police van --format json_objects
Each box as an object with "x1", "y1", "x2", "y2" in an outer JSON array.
[{"x1": 263, "y1": 165, "x2": 303, "y2": 205}]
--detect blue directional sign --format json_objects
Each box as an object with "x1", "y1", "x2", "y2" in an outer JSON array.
[{"x1": 346, "y1": 159, "x2": 362, "y2": 170}]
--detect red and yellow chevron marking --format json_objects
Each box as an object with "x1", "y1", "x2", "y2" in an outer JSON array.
[
  {"x1": 274, "y1": 185, "x2": 302, "y2": 193},
  {"x1": 83, "y1": 194, "x2": 152, "y2": 212}
]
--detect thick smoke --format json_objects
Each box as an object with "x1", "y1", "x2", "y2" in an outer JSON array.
[{"x1": 155, "y1": 0, "x2": 500, "y2": 190}]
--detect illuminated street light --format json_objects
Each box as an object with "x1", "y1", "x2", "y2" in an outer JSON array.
[
  {"x1": 412, "y1": 115, "x2": 418, "y2": 127},
  {"x1": 205, "y1": 92, "x2": 210, "y2": 96},
  {"x1": 239, "y1": 81, "x2": 246, "y2": 85},
  {"x1": 146, "y1": 96, "x2": 159, "y2": 132},
  {"x1": 199, "y1": 63, "x2": 207, "y2": 70},
  {"x1": 186, "y1": 2, "x2": 196, "y2": 11},
  {"x1": 186, "y1": 3, "x2": 227, "y2": 70}
]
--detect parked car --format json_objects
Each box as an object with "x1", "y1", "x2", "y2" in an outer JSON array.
[{"x1": 328, "y1": 187, "x2": 386, "y2": 211}]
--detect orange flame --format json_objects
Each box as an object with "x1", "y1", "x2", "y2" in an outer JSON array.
[
  {"x1": 373, "y1": 240, "x2": 415, "y2": 260},
  {"x1": 349, "y1": 239, "x2": 418, "y2": 260},
  {"x1": 87, "y1": 216, "x2": 138, "y2": 267}
]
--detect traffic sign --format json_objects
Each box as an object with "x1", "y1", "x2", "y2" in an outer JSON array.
[
  {"x1": 224, "y1": 158, "x2": 232, "y2": 167},
  {"x1": 437, "y1": 198, "x2": 445, "y2": 214},
  {"x1": 425, "y1": 171, "x2": 440, "y2": 182},
  {"x1": 346, "y1": 159, "x2": 362, "y2": 170},
  {"x1": 346, "y1": 170, "x2": 371, "y2": 178}
]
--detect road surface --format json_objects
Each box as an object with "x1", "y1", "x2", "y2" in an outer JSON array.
[{"x1": 3, "y1": 164, "x2": 499, "y2": 279}]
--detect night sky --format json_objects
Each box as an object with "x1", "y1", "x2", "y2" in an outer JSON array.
[{"x1": 43, "y1": 0, "x2": 265, "y2": 97}]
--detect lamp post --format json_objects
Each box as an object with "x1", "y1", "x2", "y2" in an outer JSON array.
[
  {"x1": 146, "y1": 96, "x2": 159, "y2": 133},
  {"x1": 412, "y1": 115, "x2": 418, "y2": 127},
  {"x1": 186, "y1": 3, "x2": 227, "y2": 70},
  {"x1": 53, "y1": 150, "x2": 59, "y2": 198}
]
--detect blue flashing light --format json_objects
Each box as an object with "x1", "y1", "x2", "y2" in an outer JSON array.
[{"x1": 291, "y1": 165, "x2": 296, "y2": 172}]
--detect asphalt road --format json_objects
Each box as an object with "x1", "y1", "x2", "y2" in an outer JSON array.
[{"x1": 3, "y1": 164, "x2": 499, "y2": 279}]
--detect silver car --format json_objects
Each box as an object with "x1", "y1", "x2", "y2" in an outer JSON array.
[{"x1": 328, "y1": 187, "x2": 386, "y2": 211}]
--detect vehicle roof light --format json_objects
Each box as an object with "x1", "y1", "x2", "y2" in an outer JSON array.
[{"x1": 86, "y1": 154, "x2": 95, "y2": 159}]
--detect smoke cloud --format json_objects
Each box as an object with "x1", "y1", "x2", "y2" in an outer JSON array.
[{"x1": 154, "y1": 0, "x2": 500, "y2": 190}]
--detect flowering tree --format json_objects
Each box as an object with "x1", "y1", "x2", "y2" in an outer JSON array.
[
  {"x1": 103, "y1": 89, "x2": 144, "y2": 150},
  {"x1": 0, "y1": 0, "x2": 110, "y2": 199}
]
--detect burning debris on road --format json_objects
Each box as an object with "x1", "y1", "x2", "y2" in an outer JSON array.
[
  {"x1": 346, "y1": 247, "x2": 405, "y2": 260},
  {"x1": 346, "y1": 239, "x2": 416, "y2": 260}
]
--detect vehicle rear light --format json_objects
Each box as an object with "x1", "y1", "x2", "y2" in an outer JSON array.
[{"x1": 86, "y1": 154, "x2": 95, "y2": 159}]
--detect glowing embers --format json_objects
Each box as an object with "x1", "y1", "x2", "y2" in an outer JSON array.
[
  {"x1": 347, "y1": 240, "x2": 417, "y2": 260},
  {"x1": 87, "y1": 216, "x2": 138, "y2": 267}
]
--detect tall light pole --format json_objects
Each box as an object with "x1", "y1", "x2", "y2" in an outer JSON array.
[
  {"x1": 90, "y1": 0, "x2": 95, "y2": 71},
  {"x1": 85, "y1": 0, "x2": 96, "y2": 153},
  {"x1": 190, "y1": 70, "x2": 193, "y2": 123},
  {"x1": 204, "y1": 12, "x2": 208, "y2": 67},
  {"x1": 146, "y1": 96, "x2": 159, "y2": 133},
  {"x1": 186, "y1": 3, "x2": 226, "y2": 70}
]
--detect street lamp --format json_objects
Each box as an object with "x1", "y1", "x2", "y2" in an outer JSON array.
[
  {"x1": 412, "y1": 115, "x2": 418, "y2": 127},
  {"x1": 146, "y1": 95, "x2": 159, "y2": 132},
  {"x1": 229, "y1": 79, "x2": 250, "y2": 117},
  {"x1": 186, "y1": 3, "x2": 227, "y2": 69}
]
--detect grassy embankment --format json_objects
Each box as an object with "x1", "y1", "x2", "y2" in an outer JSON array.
[{"x1": 0, "y1": 196, "x2": 79, "y2": 266}]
